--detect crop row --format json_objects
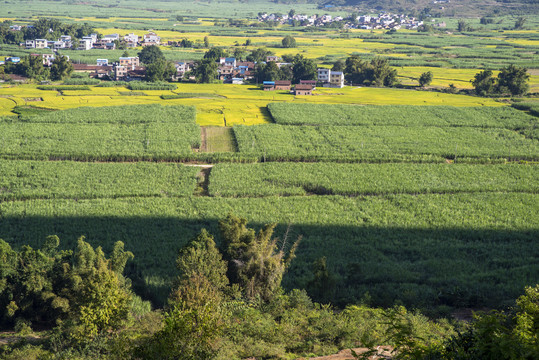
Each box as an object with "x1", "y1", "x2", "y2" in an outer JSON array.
[
  {"x1": 0, "y1": 121, "x2": 201, "y2": 161},
  {"x1": 208, "y1": 163, "x2": 539, "y2": 197},
  {"x1": 0, "y1": 160, "x2": 199, "y2": 201},
  {"x1": 11, "y1": 104, "x2": 196, "y2": 124},
  {"x1": 0, "y1": 193, "x2": 536, "y2": 308},
  {"x1": 233, "y1": 124, "x2": 539, "y2": 162},
  {"x1": 267, "y1": 103, "x2": 536, "y2": 130}
]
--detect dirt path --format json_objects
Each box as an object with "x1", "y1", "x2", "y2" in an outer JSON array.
[
  {"x1": 309, "y1": 346, "x2": 392, "y2": 360},
  {"x1": 200, "y1": 126, "x2": 208, "y2": 152}
]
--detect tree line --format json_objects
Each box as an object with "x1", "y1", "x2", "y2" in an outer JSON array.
[{"x1": 1, "y1": 214, "x2": 537, "y2": 359}]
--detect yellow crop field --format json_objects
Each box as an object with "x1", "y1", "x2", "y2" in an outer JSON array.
[{"x1": 0, "y1": 82, "x2": 508, "y2": 125}]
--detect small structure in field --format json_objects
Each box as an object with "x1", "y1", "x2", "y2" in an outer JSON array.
[
  {"x1": 294, "y1": 84, "x2": 313, "y2": 95},
  {"x1": 275, "y1": 80, "x2": 291, "y2": 90},
  {"x1": 263, "y1": 81, "x2": 275, "y2": 91},
  {"x1": 300, "y1": 79, "x2": 316, "y2": 89}
]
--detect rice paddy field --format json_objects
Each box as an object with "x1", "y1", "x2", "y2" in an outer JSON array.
[{"x1": 0, "y1": 83, "x2": 506, "y2": 125}]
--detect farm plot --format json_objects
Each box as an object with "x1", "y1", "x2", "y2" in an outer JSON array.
[
  {"x1": 267, "y1": 103, "x2": 537, "y2": 130},
  {"x1": 233, "y1": 124, "x2": 539, "y2": 162},
  {"x1": 0, "y1": 192, "x2": 536, "y2": 309},
  {"x1": 0, "y1": 104, "x2": 200, "y2": 161},
  {"x1": 208, "y1": 163, "x2": 539, "y2": 197},
  {"x1": 0, "y1": 160, "x2": 199, "y2": 201}
]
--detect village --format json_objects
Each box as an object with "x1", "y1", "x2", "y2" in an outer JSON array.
[
  {"x1": 257, "y1": 11, "x2": 447, "y2": 30},
  {"x1": 1, "y1": 26, "x2": 347, "y2": 95}
]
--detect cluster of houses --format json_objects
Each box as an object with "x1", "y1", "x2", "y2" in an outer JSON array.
[
  {"x1": 22, "y1": 32, "x2": 160, "y2": 51},
  {"x1": 261, "y1": 68, "x2": 344, "y2": 95},
  {"x1": 0, "y1": 53, "x2": 69, "y2": 67},
  {"x1": 257, "y1": 12, "x2": 441, "y2": 30}
]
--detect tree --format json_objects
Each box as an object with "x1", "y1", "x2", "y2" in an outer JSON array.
[
  {"x1": 145, "y1": 59, "x2": 176, "y2": 82},
  {"x1": 50, "y1": 55, "x2": 73, "y2": 81},
  {"x1": 194, "y1": 58, "x2": 218, "y2": 83},
  {"x1": 288, "y1": 9, "x2": 295, "y2": 18},
  {"x1": 172, "y1": 229, "x2": 229, "y2": 294},
  {"x1": 218, "y1": 214, "x2": 300, "y2": 301},
  {"x1": 307, "y1": 257, "x2": 336, "y2": 304},
  {"x1": 255, "y1": 61, "x2": 283, "y2": 82},
  {"x1": 472, "y1": 69, "x2": 496, "y2": 96},
  {"x1": 418, "y1": 71, "x2": 433, "y2": 87},
  {"x1": 137, "y1": 45, "x2": 165, "y2": 65},
  {"x1": 457, "y1": 19, "x2": 471, "y2": 32},
  {"x1": 282, "y1": 35, "x2": 296, "y2": 48},
  {"x1": 204, "y1": 36, "x2": 210, "y2": 48},
  {"x1": 0, "y1": 236, "x2": 136, "y2": 338},
  {"x1": 497, "y1": 64, "x2": 529, "y2": 96},
  {"x1": 332, "y1": 59, "x2": 345, "y2": 72},
  {"x1": 121, "y1": 50, "x2": 129, "y2": 57},
  {"x1": 345, "y1": 56, "x2": 396, "y2": 86},
  {"x1": 203, "y1": 47, "x2": 227, "y2": 61},
  {"x1": 139, "y1": 230, "x2": 227, "y2": 360},
  {"x1": 292, "y1": 54, "x2": 317, "y2": 84},
  {"x1": 514, "y1": 17, "x2": 526, "y2": 30},
  {"x1": 246, "y1": 47, "x2": 273, "y2": 63}
]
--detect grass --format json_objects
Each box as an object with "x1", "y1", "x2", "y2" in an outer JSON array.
[{"x1": 203, "y1": 127, "x2": 237, "y2": 152}]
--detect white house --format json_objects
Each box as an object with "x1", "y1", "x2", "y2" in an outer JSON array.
[
  {"x1": 78, "y1": 39, "x2": 92, "y2": 50},
  {"x1": 317, "y1": 68, "x2": 330, "y2": 82}
]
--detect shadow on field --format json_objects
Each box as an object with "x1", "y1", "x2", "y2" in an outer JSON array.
[{"x1": 0, "y1": 216, "x2": 537, "y2": 311}]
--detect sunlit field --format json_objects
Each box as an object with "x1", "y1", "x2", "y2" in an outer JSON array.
[{"x1": 0, "y1": 83, "x2": 505, "y2": 126}]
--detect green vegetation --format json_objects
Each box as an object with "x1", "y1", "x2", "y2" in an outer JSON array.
[
  {"x1": 0, "y1": 160, "x2": 199, "y2": 200},
  {"x1": 233, "y1": 124, "x2": 538, "y2": 162},
  {"x1": 473, "y1": 65, "x2": 530, "y2": 96},
  {"x1": 126, "y1": 82, "x2": 177, "y2": 91},
  {"x1": 209, "y1": 163, "x2": 539, "y2": 197},
  {"x1": 0, "y1": 105, "x2": 200, "y2": 160},
  {"x1": 267, "y1": 103, "x2": 537, "y2": 129}
]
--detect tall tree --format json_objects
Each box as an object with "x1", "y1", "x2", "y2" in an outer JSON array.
[
  {"x1": 497, "y1": 64, "x2": 529, "y2": 96},
  {"x1": 145, "y1": 59, "x2": 176, "y2": 82},
  {"x1": 50, "y1": 55, "x2": 73, "y2": 81},
  {"x1": 138, "y1": 45, "x2": 165, "y2": 65},
  {"x1": 194, "y1": 58, "x2": 218, "y2": 83},
  {"x1": 282, "y1": 35, "x2": 296, "y2": 48},
  {"x1": 418, "y1": 71, "x2": 433, "y2": 87},
  {"x1": 219, "y1": 214, "x2": 300, "y2": 301},
  {"x1": 472, "y1": 69, "x2": 496, "y2": 96},
  {"x1": 292, "y1": 54, "x2": 317, "y2": 84}
]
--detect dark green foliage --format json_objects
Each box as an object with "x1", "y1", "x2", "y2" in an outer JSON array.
[
  {"x1": 472, "y1": 69, "x2": 496, "y2": 96},
  {"x1": 497, "y1": 64, "x2": 530, "y2": 96},
  {"x1": 473, "y1": 65, "x2": 530, "y2": 96},
  {"x1": 255, "y1": 60, "x2": 289, "y2": 82},
  {"x1": 345, "y1": 56, "x2": 397, "y2": 86},
  {"x1": 0, "y1": 236, "x2": 134, "y2": 337},
  {"x1": 203, "y1": 47, "x2": 227, "y2": 61},
  {"x1": 145, "y1": 59, "x2": 176, "y2": 82},
  {"x1": 246, "y1": 47, "x2": 274, "y2": 63},
  {"x1": 390, "y1": 285, "x2": 539, "y2": 359},
  {"x1": 50, "y1": 55, "x2": 73, "y2": 81},
  {"x1": 418, "y1": 71, "x2": 433, "y2": 87},
  {"x1": 137, "y1": 45, "x2": 165, "y2": 65},
  {"x1": 194, "y1": 58, "x2": 218, "y2": 83},
  {"x1": 281, "y1": 35, "x2": 296, "y2": 48},
  {"x1": 219, "y1": 214, "x2": 299, "y2": 302},
  {"x1": 291, "y1": 54, "x2": 317, "y2": 84},
  {"x1": 126, "y1": 81, "x2": 176, "y2": 90}
]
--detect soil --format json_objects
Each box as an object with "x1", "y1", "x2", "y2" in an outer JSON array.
[{"x1": 308, "y1": 346, "x2": 393, "y2": 360}]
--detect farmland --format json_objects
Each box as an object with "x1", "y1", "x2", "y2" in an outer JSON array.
[
  {"x1": 233, "y1": 124, "x2": 538, "y2": 162},
  {"x1": 0, "y1": 0, "x2": 538, "y2": 326},
  {"x1": 0, "y1": 100, "x2": 537, "y2": 311},
  {"x1": 208, "y1": 163, "x2": 539, "y2": 197}
]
